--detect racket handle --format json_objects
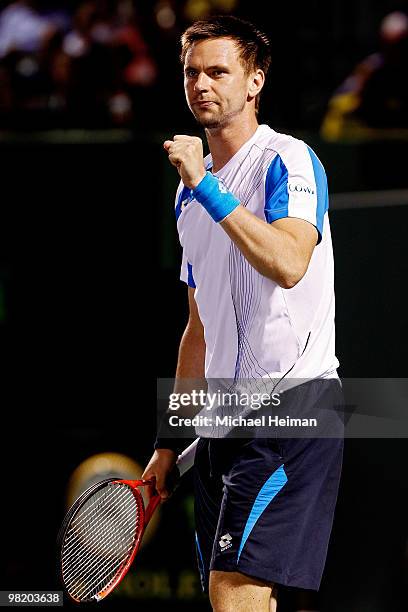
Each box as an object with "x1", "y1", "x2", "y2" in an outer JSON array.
[
  {"x1": 144, "y1": 489, "x2": 161, "y2": 525},
  {"x1": 144, "y1": 439, "x2": 199, "y2": 512},
  {"x1": 176, "y1": 438, "x2": 199, "y2": 477}
]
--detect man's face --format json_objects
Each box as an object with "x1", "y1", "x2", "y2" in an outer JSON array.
[{"x1": 184, "y1": 38, "x2": 251, "y2": 129}]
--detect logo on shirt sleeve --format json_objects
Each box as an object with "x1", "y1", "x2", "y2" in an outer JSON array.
[{"x1": 288, "y1": 183, "x2": 315, "y2": 195}]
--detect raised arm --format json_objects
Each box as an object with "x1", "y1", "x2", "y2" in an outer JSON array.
[
  {"x1": 219, "y1": 212, "x2": 318, "y2": 289},
  {"x1": 164, "y1": 135, "x2": 319, "y2": 289}
]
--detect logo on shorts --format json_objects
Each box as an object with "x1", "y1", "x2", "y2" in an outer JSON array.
[{"x1": 219, "y1": 533, "x2": 232, "y2": 551}]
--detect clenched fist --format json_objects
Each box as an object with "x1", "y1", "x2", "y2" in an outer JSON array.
[{"x1": 163, "y1": 135, "x2": 206, "y2": 189}]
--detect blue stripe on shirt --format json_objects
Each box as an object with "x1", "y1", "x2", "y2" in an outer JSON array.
[
  {"x1": 175, "y1": 186, "x2": 192, "y2": 221},
  {"x1": 264, "y1": 154, "x2": 289, "y2": 223},
  {"x1": 187, "y1": 262, "x2": 196, "y2": 288},
  {"x1": 307, "y1": 146, "x2": 328, "y2": 242}
]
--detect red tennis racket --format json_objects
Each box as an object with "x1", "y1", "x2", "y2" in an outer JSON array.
[{"x1": 57, "y1": 439, "x2": 198, "y2": 603}]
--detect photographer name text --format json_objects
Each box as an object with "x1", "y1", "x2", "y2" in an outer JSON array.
[{"x1": 168, "y1": 415, "x2": 317, "y2": 428}]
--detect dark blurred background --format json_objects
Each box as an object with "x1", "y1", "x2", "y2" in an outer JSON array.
[{"x1": 0, "y1": 1, "x2": 407, "y2": 610}]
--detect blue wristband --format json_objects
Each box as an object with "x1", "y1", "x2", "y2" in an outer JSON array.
[{"x1": 192, "y1": 172, "x2": 240, "y2": 222}]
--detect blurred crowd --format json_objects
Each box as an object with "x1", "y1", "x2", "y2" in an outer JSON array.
[
  {"x1": 0, "y1": 1, "x2": 407, "y2": 135},
  {"x1": 0, "y1": 0, "x2": 157, "y2": 128},
  {"x1": 0, "y1": 0, "x2": 238, "y2": 129},
  {"x1": 321, "y1": 10, "x2": 408, "y2": 141}
]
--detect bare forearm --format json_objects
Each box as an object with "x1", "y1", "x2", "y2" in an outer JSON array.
[
  {"x1": 173, "y1": 326, "x2": 207, "y2": 415},
  {"x1": 154, "y1": 324, "x2": 205, "y2": 453},
  {"x1": 175, "y1": 325, "x2": 206, "y2": 382},
  {"x1": 153, "y1": 289, "x2": 204, "y2": 456},
  {"x1": 220, "y1": 206, "x2": 312, "y2": 288}
]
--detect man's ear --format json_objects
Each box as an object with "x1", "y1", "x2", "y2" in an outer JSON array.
[{"x1": 247, "y1": 69, "x2": 265, "y2": 102}]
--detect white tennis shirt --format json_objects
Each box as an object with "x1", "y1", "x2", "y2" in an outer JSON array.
[{"x1": 176, "y1": 124, "x2": 339, "y2": 386}]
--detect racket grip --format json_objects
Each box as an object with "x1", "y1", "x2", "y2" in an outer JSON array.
[{"x1": 176, "y1": 438, "x2": 199, "y2": 477}]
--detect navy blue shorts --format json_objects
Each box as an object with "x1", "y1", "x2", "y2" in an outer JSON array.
[{"x1": 193, "y1": 381, "x2": 344, "y2": 592}]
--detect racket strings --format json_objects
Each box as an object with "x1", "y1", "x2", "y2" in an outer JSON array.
[
  {"x1": 63, "y1": 502, "x2": 137, "y2": 591},
  {"x1": 77, "y1": 558, "x2": 129, "y2": 601},
  {"x1": 63, "y1": 488, "x2": 135, "y2": 561},
  {"x1": 62, "y1": 498, "x2": 136, "y2": 588},
  {"x1": 62, "y1": 486, "x2": 137, "y2": 576},
  {"x1": 62, "y1": 486, "x2": 139, "y2": 599},
  {"x1": 63, "y1": 492, "x2": 132, "y2": 585},
  {"x1": 63, "y1": 485, "x2": 122, "y2": 545},
  {"x1": 61, "y1": 483, "x2": 141, "y2": 602}
]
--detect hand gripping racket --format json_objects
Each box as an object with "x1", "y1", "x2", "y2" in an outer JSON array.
[{"x1": 57, "y1": 439, "x2": 198, "y2": 603}]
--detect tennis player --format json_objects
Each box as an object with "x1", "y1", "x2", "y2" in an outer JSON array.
[{"x1": 143, "y1": 16, "x2": 343, "y2": 612}]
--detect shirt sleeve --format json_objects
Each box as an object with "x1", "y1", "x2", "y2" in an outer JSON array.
[
  {"x1": 264, "y1": 140, "x2": 329, "y2": 244},
  {"x1": 174, "y1": 180, "x2": 196, "y2": 288},
  {"x1": 180, "y1": 250, "x2": 196, "y2": 288}
]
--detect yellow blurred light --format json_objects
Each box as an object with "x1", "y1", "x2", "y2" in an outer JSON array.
[
  {"x1": 184, "y1": 0, "x2": 212, "y2": 21},
  {"x1": 66, "y1": 452, "x2": 160, "y2": 548},
  {"x1": 212, "y1": 0, "x2": 238, "y2": 11}
]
